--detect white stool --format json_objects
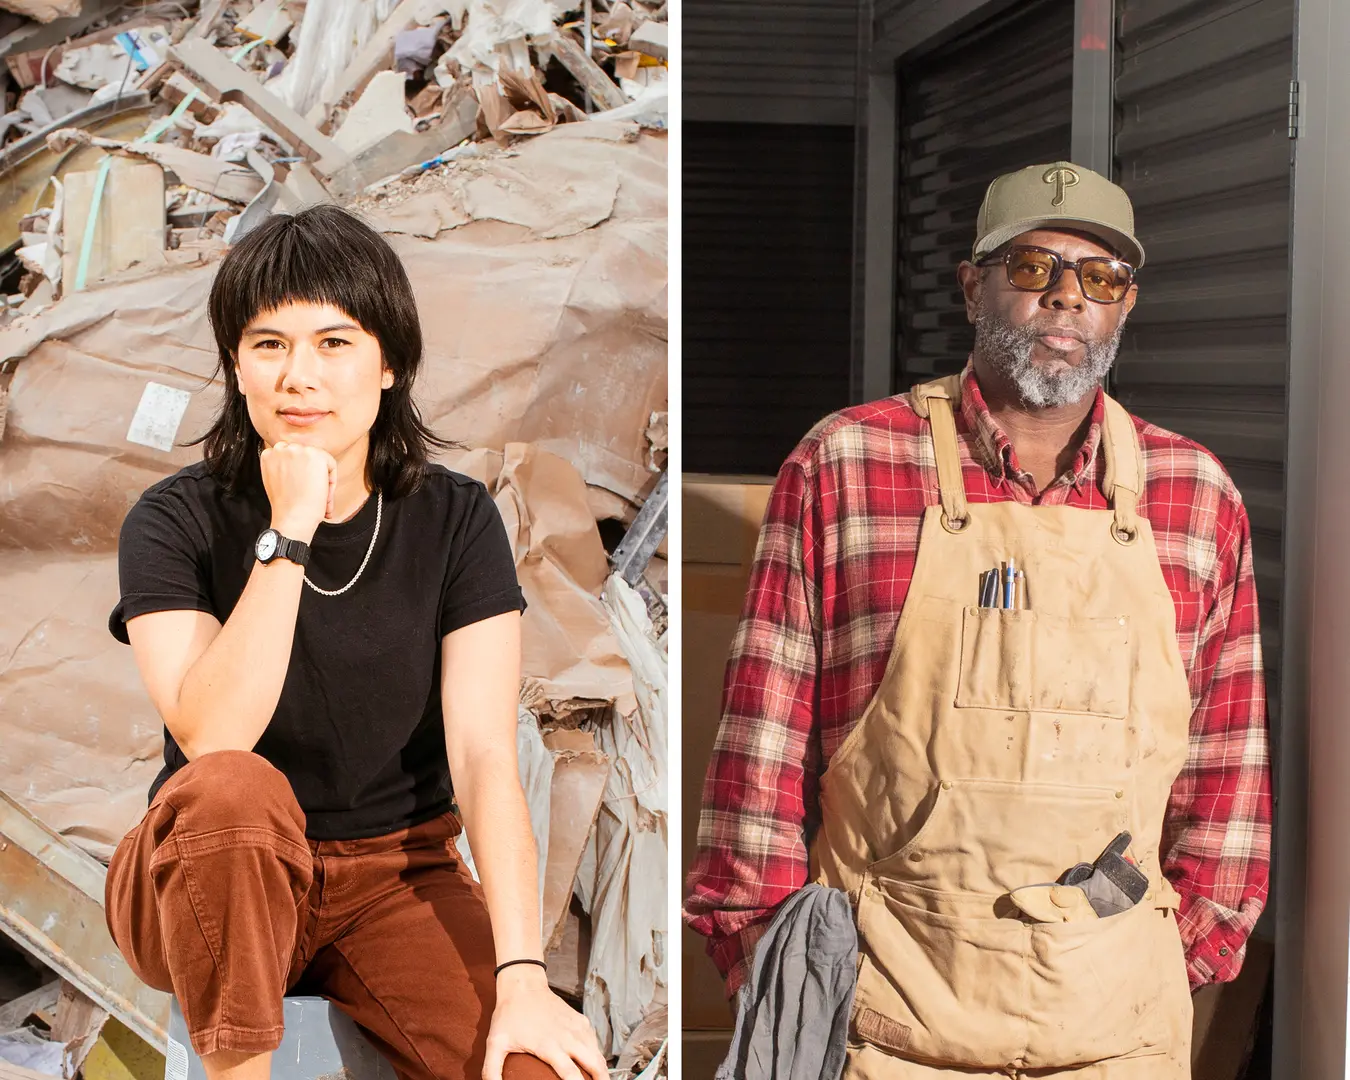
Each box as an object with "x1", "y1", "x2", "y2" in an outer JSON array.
[{"x1": 164, "y1": 996, "x2": 397, "y2": 1079}]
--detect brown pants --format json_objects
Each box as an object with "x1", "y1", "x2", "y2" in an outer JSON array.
[{"x1": 106, "y1": 750, "x2": 560, "y2": 1080}]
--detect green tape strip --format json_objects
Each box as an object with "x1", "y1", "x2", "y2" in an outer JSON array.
[
  {"x1": 139, "y1": 36, "x2": 267, "y2": 144},
  {"x1": 73, "y1": 154, "x2": 113, "y2": 292},
  {"x1": 140, "y1": 87, "x2": 199, "y2": 144},
  {"x1": 231, "y1": 36, "x2": 269, "y2": 61},
  {"x1": 78, "y1": 35, "x2": 282, "y2": 292}
]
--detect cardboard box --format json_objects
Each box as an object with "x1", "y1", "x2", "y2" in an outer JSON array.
[{"x1": 682, "y1": 474, "x2": 775, "y2": 1032}]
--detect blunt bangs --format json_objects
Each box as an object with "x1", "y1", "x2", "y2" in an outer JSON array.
[{"x1": 192, "y1": 205, "x2": 452, "y2": 498}]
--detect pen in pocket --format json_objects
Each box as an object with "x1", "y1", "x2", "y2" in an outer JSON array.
[{"x1": 978, "y1": 569, "x2": 998, "y2": 607}]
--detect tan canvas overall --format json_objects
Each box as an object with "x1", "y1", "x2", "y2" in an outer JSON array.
[{"x1": 811, "y1": 375, "x2": 1195, "y2": 1079}]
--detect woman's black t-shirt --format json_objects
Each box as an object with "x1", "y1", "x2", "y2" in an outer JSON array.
[{"x1": 109, "y1": 461, "x2": 525, "y2": 840}]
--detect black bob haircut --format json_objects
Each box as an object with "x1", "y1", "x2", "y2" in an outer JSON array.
[{"x1": 191, "y1": 204, "x2": 451, "y2": 499}]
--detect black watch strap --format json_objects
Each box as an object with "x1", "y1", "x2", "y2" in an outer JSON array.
[{"x1": 275, "y1": 534, "x2": 311, "y2": 567}]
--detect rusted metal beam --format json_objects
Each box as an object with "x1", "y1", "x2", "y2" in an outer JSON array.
[{"x1": 0, "y1": 790, "x2": 169, "y2": 1053}]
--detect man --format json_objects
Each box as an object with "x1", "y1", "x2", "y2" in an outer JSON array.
[{"x1": 684, "y1": 162, "x2": 1272, "y2": 1078}]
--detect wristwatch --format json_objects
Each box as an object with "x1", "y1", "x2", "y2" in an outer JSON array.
[{"x1": 255, "y1": 528, "x2": 310, "y2": 567}]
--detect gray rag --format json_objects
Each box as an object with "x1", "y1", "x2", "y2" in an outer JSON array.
[{"x1": 716, "y1": 884, "x2": 858, "y2": 1080}]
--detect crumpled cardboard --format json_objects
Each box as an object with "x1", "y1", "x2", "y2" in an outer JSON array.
[
  {"x1": 0, "y1": 122, "x2": 665, "y2": 865},
  {"x1": 0, "y1": 551, "x2": 165, "y2": 861},
  {"x1": 0, "y1": 124, "x2": 667, "y2": 555}
]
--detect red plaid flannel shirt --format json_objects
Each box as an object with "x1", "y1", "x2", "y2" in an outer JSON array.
[{"x1": 683, "y1": 365, "x2": 1272, "y2": 996}]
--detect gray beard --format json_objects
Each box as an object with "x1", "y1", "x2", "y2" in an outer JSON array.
[{"x1": 973, "y1": 304, "x2": 1126, "y2": 408}]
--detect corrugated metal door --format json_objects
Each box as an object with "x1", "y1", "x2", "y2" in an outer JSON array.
[
  {"x1": 894, "y1": 0, "x2": 1074, "y2": 387},
  {"x1": 683, "y1": 122, "x2": 855, "y2": 476},
  {"x1": 1112, "y1": 0, "x2": 1294, "y2": 704},
  {"x1": 684, "y1": 0, "x2": 858, "y2": 124}
]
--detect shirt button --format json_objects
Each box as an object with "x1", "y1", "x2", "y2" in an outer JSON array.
[
  {"x1": 1115, "y1": 790, "x2": 1125, "y2": 799},
  {"x1": 908, "y1": 851, "x2": 924, "y2": 862},
  {"x1": 1219, "y1": 946, "x2": 1230, "y2": 957},
  {"x1": 941, "y1": 780, "x2": 953, "y2": 790}
]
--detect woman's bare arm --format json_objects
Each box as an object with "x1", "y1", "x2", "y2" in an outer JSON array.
[
  {"x1": 442, "y1": 611, "x2": 607, "y2": 1080},
  {"x1": 443, "y1": 612, "x2": 540, "y2": 964},
  {"x1": 125, "y1": 556, "x2": 306, "y2": 759},
  {"x1": 123, "y1": 441, "x2": 335, "y2": 759}
]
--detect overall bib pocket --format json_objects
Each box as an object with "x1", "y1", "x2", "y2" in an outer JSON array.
[{"x1": 955, "y1": 607, "x2": 1132, "y2": 718}]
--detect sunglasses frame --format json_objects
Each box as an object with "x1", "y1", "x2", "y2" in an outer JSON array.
[{"x1": 976, "y1": 244, "x2": 1137, "y2": 305}]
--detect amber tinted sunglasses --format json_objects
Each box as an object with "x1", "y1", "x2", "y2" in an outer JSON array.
[{"x1": 977, "y1": 244, "x2": 1136, "y2": 304}]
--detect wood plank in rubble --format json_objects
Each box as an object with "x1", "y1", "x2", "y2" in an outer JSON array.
[
  {"x1": 0, "y1": 788, "x2": 169, "y2": 1053},
  {"x1": 167, "y1": 38, "x2": 350, "y2": 176}
]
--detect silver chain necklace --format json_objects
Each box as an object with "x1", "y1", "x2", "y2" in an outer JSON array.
[{"x1": 304, "y1": 491, "x2": 383, "y2": 597}]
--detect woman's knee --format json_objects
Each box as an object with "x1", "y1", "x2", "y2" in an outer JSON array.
[
  {"x1": 160, "y1": 750, "x2": 306, "y2": 838},
  {"x1": 502, "y1": 1052, "x2": 566, "y2": 1080}
]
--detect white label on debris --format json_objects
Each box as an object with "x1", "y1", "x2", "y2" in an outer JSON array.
[
  {"x1": 166, "y1": 1038, "x2": 189, "y2": 1080},
  {"x1": 127, "y1": 381, "x2": 191, "y2": 453}
]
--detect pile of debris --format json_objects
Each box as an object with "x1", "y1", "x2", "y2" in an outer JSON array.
[
  {"x1": 0, "y1": 0, "x2": 668, "y2": 308},
  {"x1": 0, "y1": 1, "x2": 668, "y2": 1077}
]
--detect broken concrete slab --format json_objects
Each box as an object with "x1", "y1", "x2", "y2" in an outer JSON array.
[
  {"x1": 168, "y1": 37, "x2": 349, "y2": 175},
  {"x1": 628, "y1": 21, "x2": 667, "y2": 62},
  {"x1": 324, "y1": 88, "x2": 477, "y2": 198},
  {"x1": 60, "y1": 156, "x2": 166, "y2": 291},
  {"x1": 332, "y1": 70, "x2": 414, "y2": 156},
  {"x1": 615, "y1": 51, "x2": 640, "y2": 82},
  {"x1": 281, "y1": 160, "x2": 334, "y2": 208},
  {"x1": 0, "y1": 982, "x2": 59, "y2": 1035},
  {"x1": 0, "y1": 0, "x2": 120, "y2": 64},
  {"x1": 597, "y1": 2, "x2": 636, "y2": 46},
  {"x1": 18, "y1": 83, "x2": 91, "y2": 127}
]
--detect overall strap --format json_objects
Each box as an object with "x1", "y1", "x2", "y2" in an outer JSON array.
[
  {"x1": 910, "y1": 374, "x2": 969, "y2": 531},
  {"x1": 1101, "y1": 393, "x2": 1145, "y2": 543}
]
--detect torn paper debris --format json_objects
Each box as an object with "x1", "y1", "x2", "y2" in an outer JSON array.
[
  {"x1": 447, "y1": 0, "x2": 557, "y2": 76},
  {"x1": 574, "y1": 575, "x2": 668, "y2": 1055},
  {"x1": 125, "y1": 382, "x2": 191, "y2": 453}
]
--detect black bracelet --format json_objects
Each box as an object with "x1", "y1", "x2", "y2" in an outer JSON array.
[{"x1": 494, "y1": 958, "x2": 548, "y2": 977}]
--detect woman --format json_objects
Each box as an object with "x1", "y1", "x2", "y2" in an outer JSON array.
[{"x1": 105, "y1": 205, "x2": 606, "y2": 1080}]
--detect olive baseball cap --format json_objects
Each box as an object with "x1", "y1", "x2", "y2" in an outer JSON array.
[{"x1": 973, "y1": 161, "x2": 1145, "y2": 269}]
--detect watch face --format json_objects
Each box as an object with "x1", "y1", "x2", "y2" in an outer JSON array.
[{"x1": 256, "y1": 530, "x2": 278, "y2": 561}]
